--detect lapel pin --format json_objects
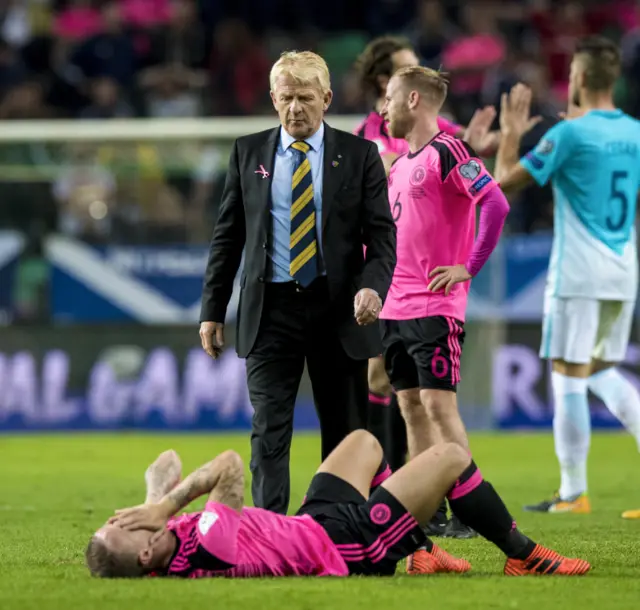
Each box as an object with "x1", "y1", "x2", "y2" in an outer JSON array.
[
  {"x1": 338, "y1": 154, "x2": 342, "y2": 158},
  {"x1": 255, "y1": 165, "x2": 269, "y2": 179},
  {"x1": 332, "y1": 160, "x2": 339, "y2": 167}
]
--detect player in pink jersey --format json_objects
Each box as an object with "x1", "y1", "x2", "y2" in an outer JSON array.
[
  {"x1": 353, "y1": 35, "x2": 500, "y2": 540},
  {"x1": 86, "y1": 438, "x2": 464, "y2": 578},
  {"x1": 87, "y1": 430, "x2": 590, "y2": 579},
  {"x1": 354, "y1": 105, "x2": 461, "y2": 163},
  {"x1": 378, "y1": 65, "x2": 518, "y2": 574},
  {"x1": 353, "y1": 36, "x2": 501, "y2": 174}
]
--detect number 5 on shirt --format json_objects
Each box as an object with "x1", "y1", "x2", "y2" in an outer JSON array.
[{"x1": 608, "y1": 170, "x2": 628, "y2": 231}]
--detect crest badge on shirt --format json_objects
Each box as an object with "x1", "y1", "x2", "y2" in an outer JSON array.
[
  {"x1": 198, "y1": 511, "x2": 219, "y2": 535},
  {"x1": 410, "y1": 165, "x2": 426, "y2": 186},
  {"x1": 458, "y1": 159, "x2": 481, "y2": 181}
]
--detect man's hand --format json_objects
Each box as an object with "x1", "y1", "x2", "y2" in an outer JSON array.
[
  {"x1": 200, "y1": 321, "x2": 225, "y2": 359},
  {"x1": 428, "y1": 265, "x2": 472, "y2": 296},
  {"x1": 464, "y1": 106, "x2": 498, "y2": 154},
  {"x1": 354, "y1": 288, "x2": 382, "y2": 326},
  {"x1": 108, "y1": 502, "x2": 171, "y2": 532},
  {"x1": 499, "y1": 84, "x2": 542, "y2": 138}
]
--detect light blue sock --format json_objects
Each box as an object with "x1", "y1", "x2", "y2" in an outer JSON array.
[
  {"x1": 589, "y1": 368, "x2": 640, "y2": 451},
  {"x1": 551, "y1": 372, "x2": 590, "y2": 499}
]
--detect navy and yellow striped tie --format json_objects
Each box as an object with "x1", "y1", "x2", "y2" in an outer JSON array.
[{"x1": 289, "y1": 141, "x2": 318, "y2": 286}]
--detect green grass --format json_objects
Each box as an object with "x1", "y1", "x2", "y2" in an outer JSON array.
[{"x1": 2, "y1": 432, "x2": 640, "y2": 609}]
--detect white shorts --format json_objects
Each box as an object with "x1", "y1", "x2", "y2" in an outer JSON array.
[{"x1": 540, "y1": 297, "x2": 635, "y2": 364}]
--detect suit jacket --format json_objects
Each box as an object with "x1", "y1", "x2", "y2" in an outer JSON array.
[{"x1": 200, "y1": 122, "x2": 397, "y2": 360}]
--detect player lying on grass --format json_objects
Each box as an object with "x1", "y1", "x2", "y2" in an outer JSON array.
[{"x1": 86, "y1": 430, "x2": 590, "y2": 578}]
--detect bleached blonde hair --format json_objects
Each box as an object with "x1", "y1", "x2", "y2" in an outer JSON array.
[
  {"x1": 270, "y1": 51, "x2": 331, "y2": 94},
  {"x1": 85, "y1": 535, "x2": 144, "y2": 578},
  {"x1": 394, "y1": 65, "x2": 448, "y2": 108}
]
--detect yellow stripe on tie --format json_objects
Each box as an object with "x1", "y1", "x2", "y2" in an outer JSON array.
[
  {"x1": 292, "y1": 159, "x2": 311, "y2": 190},
  {"x1": 290, "y1": 213, "x2": 315, "y2": 249},
  {"x1": 291, "y1": 141, "x2": 310, "y2": 153},
  {"x1": 291, "y1": 184, "x2": 314, "y2": 219},
  {"x1": 290, "y1": 241, "x2": 317, "y2": 276}
]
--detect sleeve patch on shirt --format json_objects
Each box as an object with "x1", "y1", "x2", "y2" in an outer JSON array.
[
  {"x1": 536, "y1": 139, "x2": 554, "y2": 155},
  {"x1": 198, "y1": 511, "x2": 219, "y2": 536},
  {"x1": 524, "y1": 151, "x2": 544, "y2": 169},
  {"x1": 469, "y1": 174, "x2": 491, "y2": 194},
  {"x1": 458, "y1": 159, "x2": 482, "y2": 180}
]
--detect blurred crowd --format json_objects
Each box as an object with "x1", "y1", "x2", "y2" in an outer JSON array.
[
  {"x1": 1, "y1": 0, "x2": 639, "y2": 120},
  {"x1": 2, "y1": 0, "x2": 640, "y2": 321}
]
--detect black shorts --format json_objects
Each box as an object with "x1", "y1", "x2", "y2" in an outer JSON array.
[
  {"x1": 296, "y1": 473, "x2": 425, "y2": 576},
  {"x1": 381, "y1": 316, "x2": 465, "y2": 392}
]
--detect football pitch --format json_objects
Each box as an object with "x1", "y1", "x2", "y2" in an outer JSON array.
[{"x1": 2, "y1": 432, "x2": 640, "y2": 609}]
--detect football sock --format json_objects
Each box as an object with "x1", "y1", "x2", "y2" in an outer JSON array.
[
  {"x1": 368, "y1": 391, "x2": 391, "y2": 453},
  {"x1": 552, "y1": 372, "x2": 590, "y2": 499},
  {"x1": 588, "y1": 368, "x2": 640, "y2": 451},
  {"x1": 447, "y1": 461, "x2": 535, "y2": 559},
  {"x1": 385, "y1": 393, "x2": 408, "y2": 472},
  {"x1": 370, "y1": 457, "x2": 392, "y2": 494}
]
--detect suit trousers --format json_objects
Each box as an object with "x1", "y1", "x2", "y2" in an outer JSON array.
[{"x1": 245, "y1": 277, "x2": 368, "y2": 514}]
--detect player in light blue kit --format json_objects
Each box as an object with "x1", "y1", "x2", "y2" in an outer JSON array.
[{"x1": 495, "y1": 36, "x2": 640, "y2": 517}]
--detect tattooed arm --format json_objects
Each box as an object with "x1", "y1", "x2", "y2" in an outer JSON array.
[
  {"x1": 161, "y1": 450, "x2": 245, "y2": 516},
  {"x1": 144, "y1": 450, "x2": 183, "y2": 504},
  {"x1": 111, "y1": 450, "x2": 245, "y2": 531}
]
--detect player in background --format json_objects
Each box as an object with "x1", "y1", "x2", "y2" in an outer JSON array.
[
  {"x1": 353, "y1": 36, "x2": 501, "y2": 176},
  {"x1": 353, "y1": 36, "x2": 497, "y2": 539},
  {"x1": 495, "y1": 36, "x2": 640, "y2": 517},
  {"x1": 88, "y1": 431, "x2": 590, "y2": 579},
  {"x1": 379, "y1": 65, "x2": 516, "y2": 574}
]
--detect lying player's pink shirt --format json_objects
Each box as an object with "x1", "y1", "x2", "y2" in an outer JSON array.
[
  {"x1": 354, "y1": 112, "x2": 461, "y2": 156},
  {"x1": 156, "y1": 502, "x2": 349, "y2": 578},
  {"x1": 380, "y1": 132, "x2": 497, "y2": 323}
]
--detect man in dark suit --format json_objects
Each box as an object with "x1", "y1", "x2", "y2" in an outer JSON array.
[{"x1": 199, "y1": 51, "x2": 397, "y2": 514}]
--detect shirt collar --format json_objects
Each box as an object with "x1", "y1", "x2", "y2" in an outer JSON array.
[
  {"x1": 586, "y1": 109, "x2": 623, "y2": 119},
  {"x1": 280, "y1": 122, "x2": 325, "y2": 152}
]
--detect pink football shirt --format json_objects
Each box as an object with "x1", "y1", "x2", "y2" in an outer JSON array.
[
  {"x1": 354, "y1": 112, "x2": 461, "y2": 155},
  {"x1": 380, "y1": 132, "x2": 497, "y2": 323},
  {"x1": 156, "y1": 502, "x2": 349, "y2": 578}
]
